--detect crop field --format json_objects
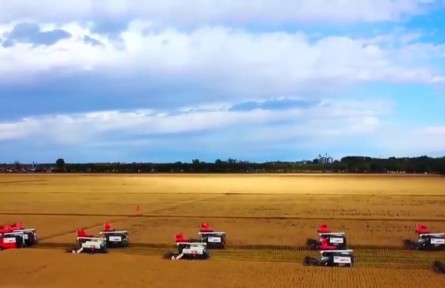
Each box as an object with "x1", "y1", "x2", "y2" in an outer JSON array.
[{"x1": 1, "y1": 173, "x2": 445, "y2": 287}]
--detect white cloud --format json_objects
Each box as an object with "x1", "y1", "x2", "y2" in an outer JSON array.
[
  {"x1": 0, "y1": 99, "x2": 387, "y2": 145},
  {"x1": 0, "y1": 21, "x2": 444, "y2": 100},
  {"x1": 0, "y1": 0, "x2": 435, "y2": 25}
]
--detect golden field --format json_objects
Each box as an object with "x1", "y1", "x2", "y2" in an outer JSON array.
[{"x1": 1, "y1": 173, "x2": 445, "y2": 288}]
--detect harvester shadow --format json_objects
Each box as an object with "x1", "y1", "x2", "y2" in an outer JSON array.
[
  {"x1": 403, "y1": 239, "x2": 416, "y2": 250},
  {"x1": 432, "y1": 261, "x2": 445, "y2": 274}
]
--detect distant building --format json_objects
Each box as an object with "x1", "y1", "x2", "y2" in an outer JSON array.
[{"x1": 318, "y1": 154, "x2": 334, "y2": 164}]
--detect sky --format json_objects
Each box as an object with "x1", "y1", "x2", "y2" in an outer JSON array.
[{"x1": 0, "y1": 0, "x2": 445, "y2": 163}]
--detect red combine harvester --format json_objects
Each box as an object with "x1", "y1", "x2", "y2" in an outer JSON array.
[
  {"x1": 69, "y1": 223, "x2": 129, "y2": 253},
  {"x1": 307, "y1": 224, "x2": 347, "y2": 250},
  {"x1": 0, "y1": 222, "x2": 38, "y2": 250},
  {"x1": 404, "y1": 224, "x2": 445, "y2": 251},
  {"x1": 174, "y1": 222, "x2": 227, "y2": 249},
  {"x1": 197, "y1": 222, "x2": 227, "y2": 249},
  {"x1": 70, "y1": 228, "x2": 107, "y2": 254},
  {"x1": 165, "y1": 229, "x2": 210, "y2": 260}
]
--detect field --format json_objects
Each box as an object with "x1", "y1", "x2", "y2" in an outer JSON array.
[{"x1": 1, "y1": 173, "x2": 445, "y2": 287}]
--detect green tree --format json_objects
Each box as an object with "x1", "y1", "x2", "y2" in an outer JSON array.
[{"x1": 56, "y1": 158, "x2": 66, "y2": 172}]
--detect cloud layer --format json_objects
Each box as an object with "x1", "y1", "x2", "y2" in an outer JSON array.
[
  {"x1": 0, "y1": 0, "x2": 437, "y2": 26},
  {"x1": 0, "y1": 1, "x2": 444, "y2": 162},
  {"x1": 1, "y1": 21, "x2": 444, "y2": 102}
]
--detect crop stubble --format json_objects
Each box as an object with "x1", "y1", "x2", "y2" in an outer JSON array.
[{"x1": 1, "y1": 173, "x2": 445, "y2": 287}]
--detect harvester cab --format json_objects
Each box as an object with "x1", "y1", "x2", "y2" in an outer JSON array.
[
  {"x1": 198, "y1": 222, "x2": 226, "y2": 249},
  {"x1": 406, "y1": 224, "x2": 445, "y2": 251},
  {"x1": 99, "y1": 222, "x2": 129, "y2": 248},
  {"x1": 171, "y1": 242, "x2": 209, "y2": 260},
  {"x1": 304, "y1": 249, "x2": 354, "y2": 267}
]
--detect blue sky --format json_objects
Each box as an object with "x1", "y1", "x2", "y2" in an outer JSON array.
[{"x1": 0, "y1": 0, "x2": 444, "y2": 163}]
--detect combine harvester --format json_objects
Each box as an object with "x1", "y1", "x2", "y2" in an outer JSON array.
[
  {"x1": 69, "y1": 223, "x2": 129, "y2": 254},
  {"x1": 69, "y1": 228, "x2": 108, "y2": 254},
  {"x1": 0, "y1": 222, "x2": 38, "y2": 251},
  {"x1": 165, "y1": 233, "x2": 210, "y2": 260},
  {"x1": 198, "y1": 222, "x2": 226, "y2": 249},
  {"x1": 172, "y1": 222, "x2": 227, "y2": 249},
  {"x1": 404, "y1": 224, "x2": 445, "y2": 251},
  {"x1": 164, "y1": 230, "x2": 210, "y2": 260},
  {"x1": 304, "y1": 249, "x2": 354, "y2": 267},
  {"x1": 306, "y1": 224, "x2": 348, "y2": 250}
]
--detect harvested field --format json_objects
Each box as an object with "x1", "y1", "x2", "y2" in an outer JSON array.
[{"x1": 1, "y1": 173, "x2": 445, "y2": 287}]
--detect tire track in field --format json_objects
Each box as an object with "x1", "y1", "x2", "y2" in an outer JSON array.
[
  {"x1": 38, "y1": 195, "x2": 224, "y2": 241},
  {"x1": 3, "y1": 212, "x2": 445, "y2": 223},
  {"x1": 29, "y1": 243, "x2": 441, "y2": 269},
  {"x1": 0, "y1": 180, "x2": 46, "y2": 184},
  {"x1": 4, "y1": 191, "x2": 445, "y2": 197},
  {"x1": 33, "y1": 242, "x2": 414, "y2": 251}
]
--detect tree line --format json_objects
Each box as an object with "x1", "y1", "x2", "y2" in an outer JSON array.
[{"x1": 5, "y1": 155, "x2": 443, "y2": 174}]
